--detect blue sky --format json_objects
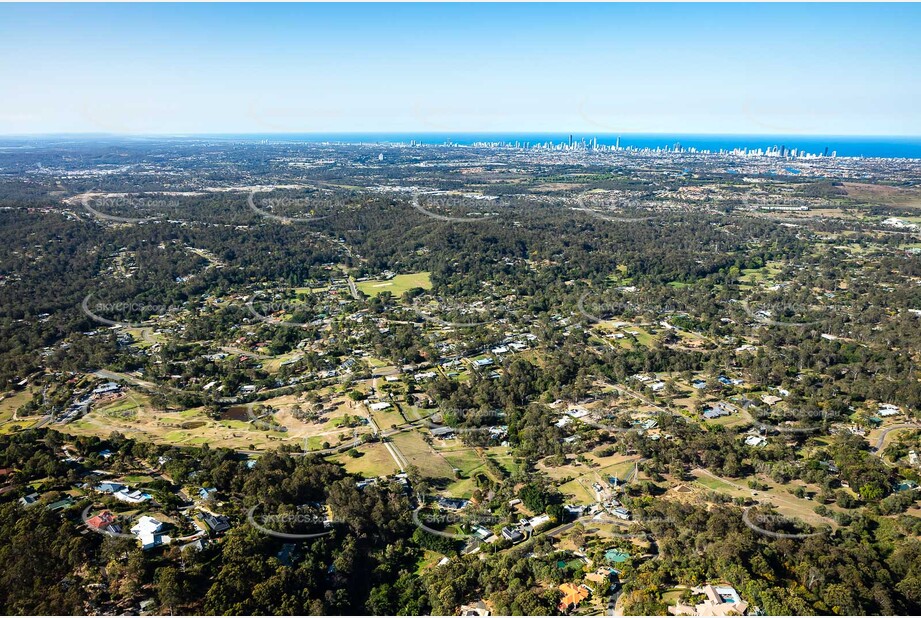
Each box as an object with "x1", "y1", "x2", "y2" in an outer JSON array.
[{"x1": 0, "y1": 3, "x2": 919, "y2": 135}]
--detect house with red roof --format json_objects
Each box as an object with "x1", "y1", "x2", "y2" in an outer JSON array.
[{"x1": 87, "y1": 510, "x2": 117, "y2": 530}]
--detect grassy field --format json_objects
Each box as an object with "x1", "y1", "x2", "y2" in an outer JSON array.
[
  {"x1": 330, "y1": 442, "x2": 400, "y2": 477},
  {"x1": 628, "y1": 326, "x2": 656, "y2": 347},
  {"x1": 440, "y1": 447, "x2": 484, "y2": 476},
  {"x1": 435, "y1": 446, "x2": 519, "y2": 498},
  {"x1": 843, "y1": 182, "x2": 921, "y2": 208},
  {"x1": 703, "y1": 411, "x2": 749, "y2": 429},
  {"x1": 0, "y1": 389, "x2": 37, "y2": 434},
  {"x1": 692, "y1": 472, "x2": 736, "y2": 492},
  {"x1": 260, "y1": 351, "x2": 306, "y2": 373},
  {"x1": 559, "y1": 477, "x2": 596, "y2": 504},
  {"x1": 368, "y1": 405, "x2": 407, "y2": 431},
  {"x1": 357, "y1": 272, "x2": 432, "y2": 298},
  {"x1": 83, "y1": 386, "x2": 375, "y2": 451},
  {"x1": 488, "y1": 447, "x2": 521, "y2": 476},
  {"x1": 690, "y1": 470, "x2": 839, "y2": 529},
  {"x1": 738, "y1": 260, "x2": 784, "y2": 286},
  {"x1": 121, "y1": 474, "x2": 155, "y2": 484},
  {"x1": 539, "y1": 454, "x2": 641, "y2": 504},
  {"x1": 60, "y1": 388, "x2": 369, "y2": 451},
  {"x1": 391, "y1": 431, "x2": 456, "y2": 479}
]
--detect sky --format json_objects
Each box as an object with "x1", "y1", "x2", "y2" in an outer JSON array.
[{"x1": 0, "y1": 2, "x2": 919, "y2": 136}]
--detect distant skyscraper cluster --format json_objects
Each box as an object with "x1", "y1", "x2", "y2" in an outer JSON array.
[{"x1": 464, "y1": 137, "x2": 837, "y2": 159}]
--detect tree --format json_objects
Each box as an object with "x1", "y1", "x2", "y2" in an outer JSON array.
[{"x1": 155, "y1": 566, "x2": 185, "y2": 615}]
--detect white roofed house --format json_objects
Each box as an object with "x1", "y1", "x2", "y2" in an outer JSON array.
[
  {"x1": 878, "y1": 403, "x2": 900, "y2": 417},
  {"x1": 527, "y1": 513, "x2": 552, "y2": 530},
  {"x1": 668, "y1": 584, "x2": 749, "y2": 617},
  {"x1": 131, "y1": 516, "x2": 171, "y2": 550},
  {"x1": 114, "y1": 488, "x2": 152, "y2": 503},
  {"x1": 744, "y1": 435, "x2": 767, "y2": 447},
  {"x1": 566, "y1": 407, "x2": 591, "y2": 419},
  {"x1": 92, "y1": 382, "x2": 121, "y2": 396}
]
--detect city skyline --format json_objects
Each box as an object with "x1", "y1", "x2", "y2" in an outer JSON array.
[{"x1": 1, "y1": 3, "x2": 920, "y2": 136}]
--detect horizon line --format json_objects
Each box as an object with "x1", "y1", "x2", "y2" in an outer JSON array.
[{"x1": 2, "y1": 131, "x2": 921, "y2": 140}]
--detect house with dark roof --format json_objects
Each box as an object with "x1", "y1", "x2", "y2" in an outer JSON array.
[
  {"x1": 438, "y1": 497, "x2": 469, "y2": 511},
  {"x1": 96, "y1": 481, "x2": 125, "y2": 494},
  {"x1": 202, "y1": 513, "x2": 231, "y2": 534},
  {"x1": 19, "y1": 492, "x2": 40, "y2": 507},
  {"x1": 501, "y1": 526, "x2": 524, "y2": 543},
  {"x1": 430, "y1": 426, "x2": 456, "y2": 438}
]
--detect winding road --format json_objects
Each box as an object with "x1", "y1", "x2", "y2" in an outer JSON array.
[{"x1": 873, "y1": 423, "x2": 921, "y2": 452}]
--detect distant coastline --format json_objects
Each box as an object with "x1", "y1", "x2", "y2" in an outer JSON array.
[
  {"x1": 250, "y1": 133, "x2": 921, "y2": 159},
  {"x1": 3, "y1": 133, "x2": 921, "y2": 159}
]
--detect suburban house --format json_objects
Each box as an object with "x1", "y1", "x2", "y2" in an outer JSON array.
[
  {"x1": 558, "y1": 582, "x2": 592, "y2": 611},
  {"x1": 92, "y1": 382, "x2": 121, "y2": 396},
  {"x1": 527, "y1": 513, "x2": 552, "y2": 530},
  {"x1": 113, "y1": 488, "x2": 151, "y2": 503},
  {"x1": 744, "y1": 435, "x2": 767, "y2": 447},
  {"x1": 702, "y1": 404, "x2": 731, "y2": 420},
  {"x1": 131, "y1": 516, "x2": 170, "y2": 550},
  {"x1": 46, "y1": 496, "x2": 75, "y2": 512},
  {"x1": 501, "y1": 526, "x2": 524, "y2": 543},
  {"x1": 18, "y1": 492, "x2": 40, "y2": 507},
  {"x1": 180, "y1": 539, "x2": 207, "y2": 554},
  {"x1": 438, "y1": 497, "x2": 469, "y2": 511},
  {"x1": 202, "y1": 513, "x2": 231, "y2": 534},
  {"x1": 276, "y1": 543, "x2": 298, "y2": 566},
  {"x1": 96, "y1": 482, "x2": 125, "y2": 494},
  {"x1": 87, "y1": 510, "x2": 122, "y2": 534},
  {"x1": 878, "y1": 403, "x2": 901, "y2": 417},
  {"x1": 430, "y1": 426, "x2": 456, "y2": 439},
  {"x1": 668, "y1": 584, "x2": 749, "y2": 617},
  {"x1": 563, "y1": 504, "x2": 586, "y2": 518},
  {"x1": 87, "y1": 510, "x2": 117, "y2": 529},
  {"x1": 585, "y1": 566, "x2": 619, "y2": 589}
]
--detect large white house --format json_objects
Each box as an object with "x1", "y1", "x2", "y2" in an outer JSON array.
[{"x1": 131, "y1": 516, "x2": 170, "y2": 550}]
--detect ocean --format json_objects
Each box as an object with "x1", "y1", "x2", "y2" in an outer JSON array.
[
  {"x1": 5, "y1": 133, "x2": 921, "y2": 160},
  {"x1": 228, "y1": 133, "x2": 921, "y2": 159}
]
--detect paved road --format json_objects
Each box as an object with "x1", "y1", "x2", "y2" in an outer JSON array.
[
  {"x1": 347, "y1": 277, "x2": 361, "y2": 300},
  {"x1": 32, "y1": 414, "x2": 53, "y2": 428},
  {"x1": 91, "y1": 368, "x2": 329, "y2": 406},
  {"x1": 873, "y1": 423, "x2": 921, "y2": 452}
]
